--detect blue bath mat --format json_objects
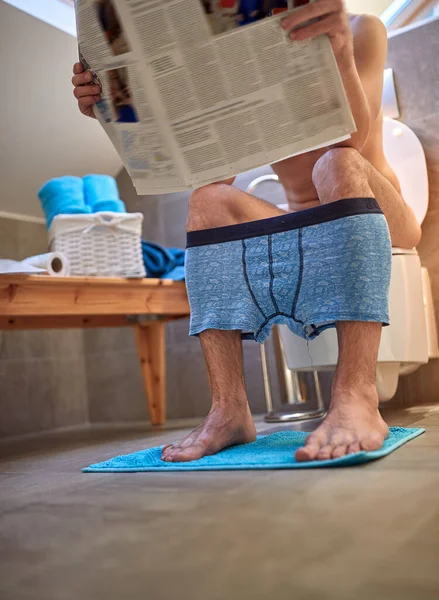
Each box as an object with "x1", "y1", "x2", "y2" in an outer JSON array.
[{"x1": 83, "y1": 427, "x2": 424, "y2": 472}]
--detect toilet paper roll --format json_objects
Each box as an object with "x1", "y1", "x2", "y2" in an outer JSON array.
[{"x1": 23, "y1": 253, "x2": 70, "y2": 277}]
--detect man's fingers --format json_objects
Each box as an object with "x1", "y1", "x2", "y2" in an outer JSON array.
[
  {"x1": 72, "y1": 63, "x2": 99, "y2": 118},
  {"x1": 281, "y1": 0, "x2": 342, "y2": 30},
  {"x1": 78, "y1": 95, "x2": 100, "y2": 111},
  {"x1": 289, "y1": 13, "x2": 339, "y2": 40},
  {"x1": 73, "y1": 62, "x2": 84, "y2": 74},
  {"x1": 74, "y1": 84, "x2": 101, "y2": 99},
  {"x1": 71, "y1": 71, "x2": 93, "y2": 87}
]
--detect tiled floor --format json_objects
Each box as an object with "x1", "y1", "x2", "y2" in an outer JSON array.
[{"x1": 1, "y1": 405, "x2": 439, "y2": 600}]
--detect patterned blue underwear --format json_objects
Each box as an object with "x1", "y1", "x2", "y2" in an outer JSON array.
[{"x1": 185, "y1": 198, "x2": 392, "y2": 343}]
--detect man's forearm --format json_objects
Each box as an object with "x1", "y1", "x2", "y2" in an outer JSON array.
[{"x1": 333, "y1": 53, "x2": 371, "y2": 152}]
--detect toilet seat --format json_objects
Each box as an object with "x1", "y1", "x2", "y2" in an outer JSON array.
[
  {"x1": 392, "y1": 247, "x2": 418, "y2": 255},
  {"x1": 382, "y1": 118, "x2": 429, "y2": 227}
]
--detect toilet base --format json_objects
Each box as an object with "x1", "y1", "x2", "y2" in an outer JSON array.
[{"x1": 265, "y1": 406, "x2": 327, "y2": 423}]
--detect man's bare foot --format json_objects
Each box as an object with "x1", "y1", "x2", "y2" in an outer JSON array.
[
  {"x1": 295, "y1": 386, "x2": 389, "y2": 462},
  {"x1": 161, "y1": 403, "x2": 257, "y2": 462}
]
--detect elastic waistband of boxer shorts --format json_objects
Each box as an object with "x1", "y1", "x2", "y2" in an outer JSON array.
[{"x1": 186, "y1": 197, "x2": 383, "y2": 248}]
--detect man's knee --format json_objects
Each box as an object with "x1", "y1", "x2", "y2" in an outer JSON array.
[
  {"x1": 312, "y1": 148, "x2": 369, "y2": 199},
  {"x1": 187, "y1": 182, "x2": 235, "y2": 232}
]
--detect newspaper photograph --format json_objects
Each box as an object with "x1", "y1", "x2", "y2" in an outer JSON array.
[
  {"x1": 201, "y1": 1, "x2": 312, "y2": 34},
  {"x1": 74, "y1": 0, "x2": 356, "y2": 194}
]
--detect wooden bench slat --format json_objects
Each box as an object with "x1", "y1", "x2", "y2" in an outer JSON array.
[{"x1": 0, "y1": 276, "x2": 190, "y2": 317}]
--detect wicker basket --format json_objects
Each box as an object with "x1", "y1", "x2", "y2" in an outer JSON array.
[{"x1": 49, "y1": 212, "x2": 146, "y2": 278}]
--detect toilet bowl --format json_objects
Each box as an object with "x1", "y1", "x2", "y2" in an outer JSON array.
[{"x1": 239, "y1": 118, "x2": 438, "y2": 403}]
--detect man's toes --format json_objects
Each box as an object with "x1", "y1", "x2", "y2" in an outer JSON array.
[
  {"x1": 176, "y1": 436, "x2": 198, "y2": 450},
  {"x1": 170, "y1": 444, "x2": 206, "y2": 463},
  {"x1": 162, "y1": 443, "x2": 184, "y2": 461},
  {"x1": 331, "y1": 445, "x2": 348, "y2": 459},
  {"x1": 162, "y1": 435, "x2": 199, "y2": 460},
  {"x1": 295, "y1": 443, "x2": 320, "y2": 462},
  {"x1": 162, "y1": 443, "x2": 177, "y2": 454},
  {"x1": 316, "y1": 445, "x2": 333, "y2": 461},
  {"x1": 347, "y1": 442, "x2": 361, "y2": 454},
  {"x1": 161, "y1": 445, "x2": 175, "y2": 460},
  {"x1": 331, "y1": 432, "x2": 354, "y2": 448},
  {"x1": 295, "y1": 434, "x2": 324, "y2": 462},
  {"x1": 360, "y1": 434, "x2": 384, "y2": 452}
]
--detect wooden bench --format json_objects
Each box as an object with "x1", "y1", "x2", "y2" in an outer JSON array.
[{"x1": 0, "y1": 275, "x2": 190, "y2": 426}]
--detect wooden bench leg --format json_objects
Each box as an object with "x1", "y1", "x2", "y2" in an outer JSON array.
[{"x1": 134, "y1": 322, "x2": 166, "y2": 426}]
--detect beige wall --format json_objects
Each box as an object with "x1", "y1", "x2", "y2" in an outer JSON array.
[
  {"x1": 0, "y1": 2, "x2": 121, "y2": 219},
  {"x1": 345, "y1": 0, "x2": 394, "y2": 16}
]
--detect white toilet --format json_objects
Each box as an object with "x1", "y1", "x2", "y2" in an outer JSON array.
[{"x1": 240, "y1": 117, "x2": 438, "y2": 403}]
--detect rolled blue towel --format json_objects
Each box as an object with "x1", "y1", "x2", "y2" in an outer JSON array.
[
  {"x1": 38, "y1": 176, "x2": 88, "y2": 228},
  {"x1": 83, "y1": 174, "x2": 126, "y2": 213},
  {"x1": 44, "y1": 205, "x2": 91, "y2": 229}
]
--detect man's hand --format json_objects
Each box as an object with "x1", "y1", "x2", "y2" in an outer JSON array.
[
  {"x1": 280, "y1": 0, "x2": 353, "y2": 62},
  {"x1": 71, "y1": 62, "x2": 101, "y2": 119}
]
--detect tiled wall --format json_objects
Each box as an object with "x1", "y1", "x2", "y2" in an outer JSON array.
[
  {"x1": 387, "y1": 17, "x2": 439, "y2": 405},
  {"x1": 0, "y1": 217, "x2": 88, "y2": 438}
]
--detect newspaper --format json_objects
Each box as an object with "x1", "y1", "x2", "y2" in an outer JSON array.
[{"x1": 74, "y1": 0, "x2": 356, "y2": 194}]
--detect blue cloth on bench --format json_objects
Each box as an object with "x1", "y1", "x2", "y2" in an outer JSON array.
[
  {"x1": 83, "y1": 427, "x2": 425, "y2": 472},
  {"x1": 142, "y1": 241, "x2": 185, "y2": 280}
]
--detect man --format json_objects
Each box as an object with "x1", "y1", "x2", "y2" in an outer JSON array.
[{"x1": 72, "y1": 1, "x2": 421, "y2": 463}]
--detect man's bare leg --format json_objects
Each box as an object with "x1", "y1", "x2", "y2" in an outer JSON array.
[
  {"x1": 295, "y1": 147, "x2": 402, "y2": 461},
  {"x1": 162, "y1": 330, "x2": 257, "y2": 462},
  {"x1": 162, "y1": 184, "x2": 284, "y2": 462},
  {"x1": 295, "y1": 322, "x2": 389, "y2": 461},
  {"x1": 309, "y1": 147, "x2": 421, "y2": 249}
]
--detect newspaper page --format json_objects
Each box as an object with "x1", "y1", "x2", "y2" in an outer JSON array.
[{"x1": 74, "y1": 1, "x2": 356, "y2": 194}]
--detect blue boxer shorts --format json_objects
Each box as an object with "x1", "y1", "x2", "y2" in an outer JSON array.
[{"x1": 186, "y1": 198, "x2": 391, "y2": 343}]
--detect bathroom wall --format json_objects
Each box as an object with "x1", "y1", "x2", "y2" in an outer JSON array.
[
  {"x1": 0, "y1": 1, "x2": 119, "y2": 438},
  {"x1": 345, "y1": 0, "x2": 394, "y2": 16},
  {"x1": 387, "y1": 17, "x2": 439, "y2": 405},
  {"x1": 0, "y1": 1, "x2": 120, "y2": 220},
  {"x1": 0, "y1": 216, "x2": 88, "y2": 438}
]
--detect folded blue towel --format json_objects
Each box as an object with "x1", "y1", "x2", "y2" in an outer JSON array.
[
  {"x1": 83, "y1": 174, "x2": 126, "y2": 213},
  {"x1": 142, "y1": 241, "x2": 185, "y2": 281},
  {"x1": 38, "y1": 176, "x2": 89, "y2": 227},
  {"x1": 83, "y1": 427, "x2": 425, "y2": 472}
]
